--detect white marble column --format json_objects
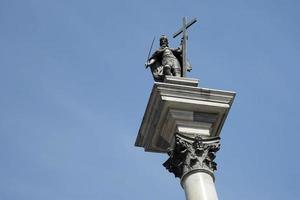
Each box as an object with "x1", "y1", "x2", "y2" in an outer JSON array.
[{"x1": 181, "y1": 171, "x2": 218, "y2": 200}]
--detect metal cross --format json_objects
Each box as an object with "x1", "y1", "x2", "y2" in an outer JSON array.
[{"x1": 173, "y1": 17, "x2": 197, "y2": 77}]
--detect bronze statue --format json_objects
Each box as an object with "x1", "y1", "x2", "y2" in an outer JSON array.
[
  {"x1": 145, "y1": 17, "x2": 197, "y2": 82},
  {"x1": 145, "y1": 35, "x2": 183, "y2": 82}
]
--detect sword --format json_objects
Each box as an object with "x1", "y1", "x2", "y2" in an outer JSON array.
[{"x1": 145, "y1": 36, "x2": 155, "y2": 68}]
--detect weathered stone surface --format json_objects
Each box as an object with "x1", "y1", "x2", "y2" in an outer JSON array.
[
  {"x1": 135, "y1": 77, "x2": 235, "y2": 153},
  {"x1": 164, "y1": 76, "x2": 199, "y2": 87}
]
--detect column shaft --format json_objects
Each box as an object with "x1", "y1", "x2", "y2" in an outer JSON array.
[{"x1": 182, "y1": 171, "x2": 218, "y2": 200}]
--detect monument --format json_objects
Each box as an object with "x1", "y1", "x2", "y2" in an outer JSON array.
[{"x1": 135, "y1": 17, "x2": 235, "y2": 200}]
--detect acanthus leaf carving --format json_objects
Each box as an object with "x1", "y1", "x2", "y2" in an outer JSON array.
[{"x1": 163, "y1": 134, "x2": 220, "y2": 179}]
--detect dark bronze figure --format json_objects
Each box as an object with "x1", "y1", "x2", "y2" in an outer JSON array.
[
  {"x1": 145, "y1": 17, "x2": 196, "y2": 82},
  {"x1": 145, "y1": 35, "x2": 183, "y2": 82}
]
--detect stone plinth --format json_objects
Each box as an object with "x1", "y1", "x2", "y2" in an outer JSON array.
[{"x1": 135, "y1": 76, "x2": 235, "y2": 153}]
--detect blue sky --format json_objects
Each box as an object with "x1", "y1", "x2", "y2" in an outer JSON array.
[{"x1": 0, "y1": 0, "x2": 300, "y2": 199}]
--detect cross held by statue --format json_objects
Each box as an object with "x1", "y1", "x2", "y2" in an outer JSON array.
[{"x1": 173, "y1": 17, "x2": 197, "y2": 77}]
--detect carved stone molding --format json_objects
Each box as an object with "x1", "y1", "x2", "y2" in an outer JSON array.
[
  {"x1": 135, "y1": 80, "x2": 235, "y2": 153},
  {"x1": 163, "y1": 133, "x2": 220, "y2": 179}
]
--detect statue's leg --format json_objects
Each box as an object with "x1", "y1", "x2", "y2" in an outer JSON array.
[
  {"x1": 170, "y1": 59, "x2": 181, "y2": 77},
  {"x1": 163, "y1": 65, "x2": 172, "y2": 76},
  {"x1": 172, "y1": 66, "x2": 181, "y2": 77}
]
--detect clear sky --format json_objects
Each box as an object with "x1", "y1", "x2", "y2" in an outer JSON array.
[{"x1": 0, "y1": 0, "x2": 300, "y2": 199}]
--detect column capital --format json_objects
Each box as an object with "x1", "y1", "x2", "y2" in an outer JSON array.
[{"x1": 163, "y1": 134, "x2": 220, "y2": 180}]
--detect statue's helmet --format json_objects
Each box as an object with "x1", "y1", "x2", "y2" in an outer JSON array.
[{"x1": 160, "y1": 35, "x2": 169, "y2": 47}]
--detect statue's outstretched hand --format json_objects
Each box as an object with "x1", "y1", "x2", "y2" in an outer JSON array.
[{"x1": 145, "y1": 59, "x2": 155, "y2": 68}]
